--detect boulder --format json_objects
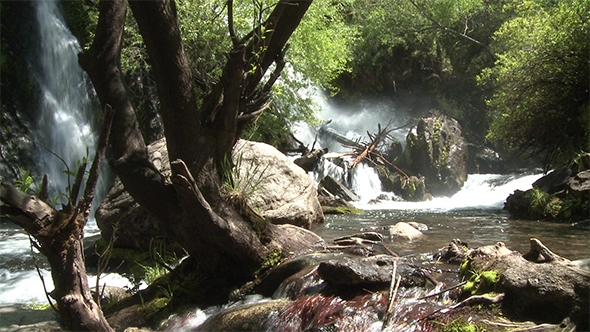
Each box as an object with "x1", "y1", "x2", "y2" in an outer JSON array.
[
  {"x1": 96, "y1": 139, "x2": 323, "y2": 250},
  {"x1": 95, "y1": 139, "x2": 171, "y2": 250},
  {"x1": 404, "y1": 110, "x2": 468, "y2": 196},
  {"x1": 378, "y1": 168, "x2": 427, "y2": 202},
  {"x1": 389, "y1": 222, "x2": 424, "y2": 242},
  {"x1": 196, "y1": 299, "x2": 291, "y2": 332},
  {"x1": 463, "y1": 239, "x2": 590, "y2": 330},
  {"x1": 317, "y1": 188, "x2": 362, "y2": 214},
  {"x1": 320, "y1": 175, "x2": 360, "y2": 201},
  {"x1": 317, "y1": 255, "x2": 426, "y2": 287},
  {"x1": 233, "y1": 140, "x2": 324, "y2": 228},
  {"x1": 505, "y1": 165, "x2": 589, "y2": 221}
]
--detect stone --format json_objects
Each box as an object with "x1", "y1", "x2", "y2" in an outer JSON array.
[
  {"x1": 404, "y1": 110, "x2": 468, "y2": 196},
  {"x1": 317, "y1": 255, "x2": 425, "y2": 287},
  {"x1": 389, "y1": 222, "x2": 424, "y2": 242},
  {"x1": 196, "y1": 300, "x2": 290, "y2": 332},
  {"x1": 96, "y1": 139, "x2": 324, "y2": 250},
  {"x1": 233, "y1": 140, "x2": 324, "y2": 228},
  {"x1": 465, "y1": 239, "x2": 590, "y2": 330},
  {"x1": 320, "y1": 175, "x2": 360, "y2": 201}
]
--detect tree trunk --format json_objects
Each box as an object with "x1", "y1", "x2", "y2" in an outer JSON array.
[
  {"x1": 0, "y1": 107, "x2": 115, "y2": 331},
  {"x1": 80, "y1": 0, "x2": 318, "y2": 302}
]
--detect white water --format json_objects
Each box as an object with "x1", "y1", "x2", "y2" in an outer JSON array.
[
  {"x1": 0, "y1": 0, "x2": 127, "y2": 307},
  {"x1": 34, "y1": 0, "x2": 105, "y2": 205},
  {"x1": 353, "y1": 172, "x2": 544, "y2": 211}
]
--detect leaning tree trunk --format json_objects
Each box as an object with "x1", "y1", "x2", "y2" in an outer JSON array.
[
  {"x1": 79, "y1": 0, "x2": 320, "y2": 301},
  {"x1": 0, "y1": 108, "x2": 114, "y2": 331}
]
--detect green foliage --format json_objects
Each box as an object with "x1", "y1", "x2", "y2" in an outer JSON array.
[
  {"x1": 15, "y1": 168, "x2": 36, "y2": 194},
  {"x1": 254, "y1": 250, "x2": 283, "y2": 276},
  {"x1": 480, "y1": 0, "x2": 590, "y2": 168},
  {"x1": 221, "y1": 151, "x2": 271, "y2": 208}
]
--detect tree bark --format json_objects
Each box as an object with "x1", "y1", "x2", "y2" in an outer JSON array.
[
  {"x1": 81, "y1": 0, "x2": 318, "y2": 302},
  {"x1": 0, "y1": 108, "x2": 115, "y2": 331}
]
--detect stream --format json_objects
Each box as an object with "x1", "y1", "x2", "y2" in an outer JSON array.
[{"x1": 0, "y1": 1, "x2": 588, "y2": 330}]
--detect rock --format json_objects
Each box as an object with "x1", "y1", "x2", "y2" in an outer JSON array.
[
  {"x1": 505, "y1": 165, "x2": 589, "y2": 221},
  {"x1": 407, "y1": 221, "x2": 428, "y2": 231},
  {"x1": 0, "y1": 305, "x2": 63, "y2": 331},
  {"x1": 196, "y1": 300, "x2": 290, "y2": 331},
  {"x1": 569, "y1": 170, "x2": 590, "y2": 195},
  {"x1": 533, "y1": 166, "x2": 572, "y2": 194},
  {"x1": 91, "y1": 285, "x2": 129, "y2": 306},
  {"x1": 317, "y1": 255, "x2": 426, "y2": 287},
  {"x1": 435, "y1": 239, "x2": 469, "y2": 263},
  {"x1": 467, "y1": 145, "x2": 505, "y2": 174},
  {"x1": 293, "y1": 148, "x2": 327, "y2": 172},
  {"x1": 463, "y1": 239, "x2": 590, "y2": 330},
  {"x1": 389, "y1": 222, "x2": 424, "y2": 241},
  {"x1": 233, "y1": 140, "x2": 324, "y2": 228},
  {"x1": 404, "y1": 110, "x2": 468, "y2": 196},
  {"x1": 378, "y1": 170, "x2": 427, "y2": 202},
  {"x1": 95, "y1": 139, "x2": 172, "y2": 250},
  {"x1": 320, "y1": 175, "x2": 360, "y2": 201},
  {"x1": 96, "y1": 139, "x2": 323, "y2": 249},
  {"x1": 317, "y1": 190, "x2": 362, "y2": 215},
  {"x1": 241, "y1": 252, "x2": 344, "y2": 297}
]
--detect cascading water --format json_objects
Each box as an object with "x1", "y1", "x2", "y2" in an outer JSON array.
[
  {"x1": 0, "y1": 0, "x2": 127, "y2": 306},
  {"x1": 34, "y1": 0, "x2": 98, "y2": 204}
]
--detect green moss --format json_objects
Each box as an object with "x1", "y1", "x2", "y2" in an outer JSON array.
[
  {"x1": 444, "y1": 319, "x2": 483, "y2": 332},
  {"x1": 460, "y1": 257, "x2": 500, "y2": 296},
  {"x1": 137, "y1": 297, "x2": 169, "y2": 319}
]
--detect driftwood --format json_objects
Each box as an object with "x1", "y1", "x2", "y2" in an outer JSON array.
[{"x1": 0, "y1": 106, "x2": 115, "y2": 331}]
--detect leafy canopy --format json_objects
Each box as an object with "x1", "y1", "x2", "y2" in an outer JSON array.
[{"x1": 479, "y1": 0, "x2": 589, "y2": 168}]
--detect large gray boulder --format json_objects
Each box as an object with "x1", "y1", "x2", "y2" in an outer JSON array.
[
  {"x1": 96, "y1": 139, "x2": 323, "y2": 250},
  {"x1": 405, "y1": 110, "x2": 468, "y2": 196},
  {"x1": 233, "y1": 140, "x2": 324, "y2": 228}
]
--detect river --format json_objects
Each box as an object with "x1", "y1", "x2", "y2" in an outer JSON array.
[{"x1": 1, "y1": 0, "x2": 588, "y2": 314}]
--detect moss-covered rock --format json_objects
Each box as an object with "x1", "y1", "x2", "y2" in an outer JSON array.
[{"x1": 404, "y1": 110, "x2": 468, "y2": 196}]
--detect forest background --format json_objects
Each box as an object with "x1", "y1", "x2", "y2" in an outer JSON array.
[{"x1": 2, "y1": 0, "x2": 588, "y2": 173}]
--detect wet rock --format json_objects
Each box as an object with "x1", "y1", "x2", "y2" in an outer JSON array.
[
  {"x1": 389, "y1": 222, "x2": 424, "y2": 241},
  {"x1": 242, "y1": 252, "x2": 343, "y2": 298},
  {"x1": 467, "y1": 145, "x2": 505, "y2": 174},
  {"x1": 320, "y1": 175, "x2": 360, "y2": 202},
  {"x1": 196, "y1": 300, "x2": 290, "y2": 332},
  {"x1": 378, "y1": 170, "x2": 428, "y2": 202},
  {"x1": 404, "y1": 110, "x2": 468, "y2": 196},
  {"x1": 505, "y1": 165, "x2": 589, "y2": 221},
  {"x1": 317, "y1": 189, "x2": 362, "y2": 215},
  {"x1": 435, "y1": 239, "x2": 469, "y2": 263},
  {"x1": 317, "y1": 255, "x2": 426, "y2": 287}
]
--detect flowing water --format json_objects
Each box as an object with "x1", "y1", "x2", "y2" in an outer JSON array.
[
  {"x1": 0, "y1": 4, "x2": 587, "y2": 330},
  {"x1": 0, "y1": 0, "x2": 127, "y2": 307}
]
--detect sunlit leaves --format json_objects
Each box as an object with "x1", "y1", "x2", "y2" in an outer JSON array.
[{"x1": 480, "y1": 0, "x2": 589, "y2": 168}]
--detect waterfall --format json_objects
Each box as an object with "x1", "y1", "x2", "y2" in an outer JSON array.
[{"x1": 34, "y1": 0, "x2": 101, "y2": 207}]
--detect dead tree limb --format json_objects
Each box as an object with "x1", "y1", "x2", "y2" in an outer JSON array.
[{"x1": 0, "y1": 104, "x2": 115, "y2": 331}]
